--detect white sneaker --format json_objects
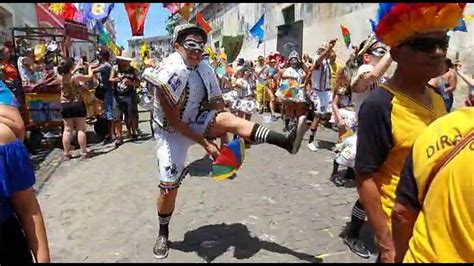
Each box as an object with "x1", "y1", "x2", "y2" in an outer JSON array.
[{"x1": 307, "y1": 142, "x2": 319, "y2": 152}]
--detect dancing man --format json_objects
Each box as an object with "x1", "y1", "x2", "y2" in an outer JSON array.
[{"x1": 143, "y1": 24, "x2": 307, "y2": 259}]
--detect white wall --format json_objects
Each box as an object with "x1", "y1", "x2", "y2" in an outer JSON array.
[{"x1": 0, "y1": 4, "x2": 38, "y2": 29}]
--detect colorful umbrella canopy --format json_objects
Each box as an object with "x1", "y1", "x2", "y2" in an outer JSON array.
[
  {"x1": 212, "y1": 137, "x2": 246, "y2": 181},
  {"x1": 278, "y1": 79, "x2": 301, "y2": 101}
]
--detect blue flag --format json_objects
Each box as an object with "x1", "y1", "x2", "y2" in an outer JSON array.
[
  {"x1": 249, "y1": 14, "x2": 265, "y2": 48},
  {"x1": 79, "y1": 3, "x2": 114, "y2": 23},
  {"x1": 453, "y1": 18, "x2": 467, "y2": 32}
]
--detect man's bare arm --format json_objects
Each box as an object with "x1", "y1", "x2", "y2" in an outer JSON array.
[
  {"x1": 392, "y1": 202, "x2": 419, "y2": 262},
  {"x1": 357, "y1": 172, "x2": 395, "y2": 263}
]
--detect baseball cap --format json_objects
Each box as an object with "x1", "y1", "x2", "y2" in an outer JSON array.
[{"x1": 172, "y1": 24, "x2": 208, "y2": 45}]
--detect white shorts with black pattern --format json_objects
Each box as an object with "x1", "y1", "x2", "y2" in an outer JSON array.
[
  {"x1": 154, "y1": 109, "x2": 218, "y2": 190},
  {"x1": 309, "y1": 90, "x2": 333, "y2": 115}
]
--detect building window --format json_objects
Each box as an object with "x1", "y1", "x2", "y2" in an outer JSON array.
[{"x1": 282, "y1": 5, "x2": 295, "y2": 25}]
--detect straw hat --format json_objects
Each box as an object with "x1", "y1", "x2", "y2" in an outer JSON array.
[{"x1": 116, "y1": 55, "x2": 134, "y2": 62}]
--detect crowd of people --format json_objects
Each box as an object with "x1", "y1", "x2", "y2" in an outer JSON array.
[{"x1": 0, "y1": 2, "x2": 473, "y2": 264}]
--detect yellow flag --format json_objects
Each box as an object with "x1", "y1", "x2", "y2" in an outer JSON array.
[
  {"x1": 48, "y1": 3, "x2": 65, "y2": 16},
  {"x1": 140, "y1": 42, "x2": 149, "y2": 61},
  {"x1": 464, "y1": 14, "x2": 474, "y2": 21},
  {"x1": 179, "y1": 3, "x2": 195, "y2": 21}
]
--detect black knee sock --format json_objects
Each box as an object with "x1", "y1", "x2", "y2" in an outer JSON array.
[
  {"x1": 250, "y1": 123, "x2": 288, "y2": 149},
  {"x1": 284, "y1": 119, "x2": 290, "y2": 129},
  {"x1": 308, "y1": 128, "x2": 317, "y2": 143},
  {"x1": 158, "y1": 212, "x2": 173, "y2": 238},
  {"x1": 331, "y1": 160, "x2": 339, "y2": 176},
  {"x1": 345, "y1": 167, "x2": 355, "y2": 180},
  {"x1": 347, "y1": 200, "x2": 365, "y2": 239}
]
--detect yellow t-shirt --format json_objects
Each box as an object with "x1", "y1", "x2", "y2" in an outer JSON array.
[
  {"x1": 330, "y1": 62, "x2": 342, "y2": 91},
  {"x1": 396, "y1": 107, "x2": 474, "y2": 263},
  {"x1": 355, "y1": 84, "x2": 447, "y2": 230}
]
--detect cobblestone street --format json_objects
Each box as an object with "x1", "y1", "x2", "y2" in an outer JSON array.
[{"x1": 34, "y1": 112, "x2": 377, "y2": 263}]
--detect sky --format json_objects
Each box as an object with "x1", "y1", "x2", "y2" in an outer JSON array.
[{"x1": 111, "y1": 3, "x2": 169, "y2": 49}]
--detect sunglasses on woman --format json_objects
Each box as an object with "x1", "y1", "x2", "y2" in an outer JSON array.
[
  {"x1": 182, "y1": 40, "x2": 204, "y2": 53},
  {"x1": 400, "y1": 36, "x2": 450, "y2": 53}
]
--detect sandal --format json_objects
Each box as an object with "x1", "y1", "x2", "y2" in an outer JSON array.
[
  {"x1": 114, "y1": 137, "x2": 123, "y2": 147},
  {"x1": 63, "y1": 153, "x2": 72, "y2": 161},
  {"x1": 80, "y1": 152, "x2": 91, "y2": 160}
]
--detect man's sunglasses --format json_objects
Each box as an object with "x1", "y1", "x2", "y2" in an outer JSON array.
[
  {"x1": 399, "y1": 36, "x2": 450, "y2": 53},
  {"x1": 182, "y1": 40, "x2": 204, "y2": 53}
]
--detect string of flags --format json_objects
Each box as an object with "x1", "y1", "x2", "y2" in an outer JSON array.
[{"x1": 42, "y1": 3, "x2": 473, "y2": 60}]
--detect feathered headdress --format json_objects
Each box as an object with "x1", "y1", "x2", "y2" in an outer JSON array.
[{"x1": 372, "y1": 3, "x2": 466, "y2": 47}]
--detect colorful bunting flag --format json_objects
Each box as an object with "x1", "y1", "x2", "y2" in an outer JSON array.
[
  {"x1": 140, "y1": 42, "x2": 149, "y2": 61},
  {"x1": 163, "y1": 3, "x2": 180, "y2": 15},
  {"x1": 340, "y1": 24, "x2": 351, "y2": 48},
  {"x1": 80, "y1": 3, "x2": 114, "y2": 22},
  {"x1": 196, "y1": 12, "x2": 212, "y2": 34},
  {"x1": 124, "y1": 3, "x2": 151, "y2": 36},
  {"x1": 178, "y1": 3, "x2": 195, "y2": 21},
  {"x1": 249, "y1": 14, "x2": 265, "y2": 48},
  {"x1": 95, "y1": 22, "x2": 122, "y2": 56},
  {"x1": 453, "y1": 18, "x2": 468, "y2": 32},
  {"x1": 464, "y1": 14, "x2": 474, "y2": 21},
  {"x1": 221, "y1": 35, "x2": 244, "y2": 63},
  {"x1": 62, "y1": 3, "x2": 79, "y2": 21},
  {"x1": 48, "y1": 3, "x2": 66, "y2": 16}
]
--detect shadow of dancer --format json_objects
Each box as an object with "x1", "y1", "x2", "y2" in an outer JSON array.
[
  {"x1": 170, "y1": 223, "x2": 322, "y2": 263},
  {"x1": 186, "y1": 155, "x2": 214, "y2": 177}
]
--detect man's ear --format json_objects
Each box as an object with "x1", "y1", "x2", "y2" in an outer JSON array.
[{"x1": 173, "y1": 42, "x2": 180, "y2": 50}]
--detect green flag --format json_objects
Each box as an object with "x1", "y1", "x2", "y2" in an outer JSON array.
[{"x1": 221, "y1": 35, "x2": 244, "y2": 64}]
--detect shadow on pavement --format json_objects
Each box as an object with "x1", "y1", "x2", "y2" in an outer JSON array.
[
  {"x1": 187, "y1": 155, "x2": 213, "y2": 177},
  {"x1": 170, "y1": 223, "x2": 322, "y2": 263},
  {"x1": 329, "y1": 169, "x2": 357, "y2": 188},
  {"x1": 339, "y1": 221, "x2": 378, "y2": 256},
  {"x1": 317, "y1": 140, "x2": 336, "y2": 151}
]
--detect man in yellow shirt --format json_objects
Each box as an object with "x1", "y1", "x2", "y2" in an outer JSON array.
[
  {"x1": 392, "y1": 107, "x2": 473, "y2": 263},
  {"x1": 329, "y1": 50, "x2": 342, "y2": 92},
  {"x1": 354, "y1": 3, "x2": 465, "y2": 262}
]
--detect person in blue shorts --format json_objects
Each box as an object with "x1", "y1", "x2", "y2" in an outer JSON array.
[{"x1": 0, "y1": 80, "x2": 50, "y2": 263}]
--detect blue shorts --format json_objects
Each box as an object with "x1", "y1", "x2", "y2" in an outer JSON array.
[{"x1": 0, "y1": 140, "x2": 35, "y2": 222}]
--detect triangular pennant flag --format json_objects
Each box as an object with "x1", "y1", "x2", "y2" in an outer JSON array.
[
  {"x1": 453, "y1": 18, "x2": 468, "y2": 32},
  {"x1": 340, "y1": 24, "x2": 351, "y2": 48},
  {"x1": 221, "y1": 35, "x2": 244, "y2": 63},
  {"x1": 48, "y1": 3, "x2": 66, "y2": 16},
  {"x1": 196, "y1": 11, "x2": 212, "y2": 34},
  {"x1": 179, "y1": 3, "x2": 195, "y2": 21},
  {"x1": 124, "y1": 3, "x2": 151, "y2": 36},
  {"x1": 163, "y1": 3, "x2": 180, "y2": 15},
  {"x1": 80, "y1": 3, "x2": 114, "y2": 22},
  {"x1": 63, "y1": 3, "x2": 78, "y2": 21},
  {"x1": 464, "y1": 14, "x2": 474, "y2": 21},
  {"x1": 249, "y1": 14, "x2": 265, "y2": 47}
]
